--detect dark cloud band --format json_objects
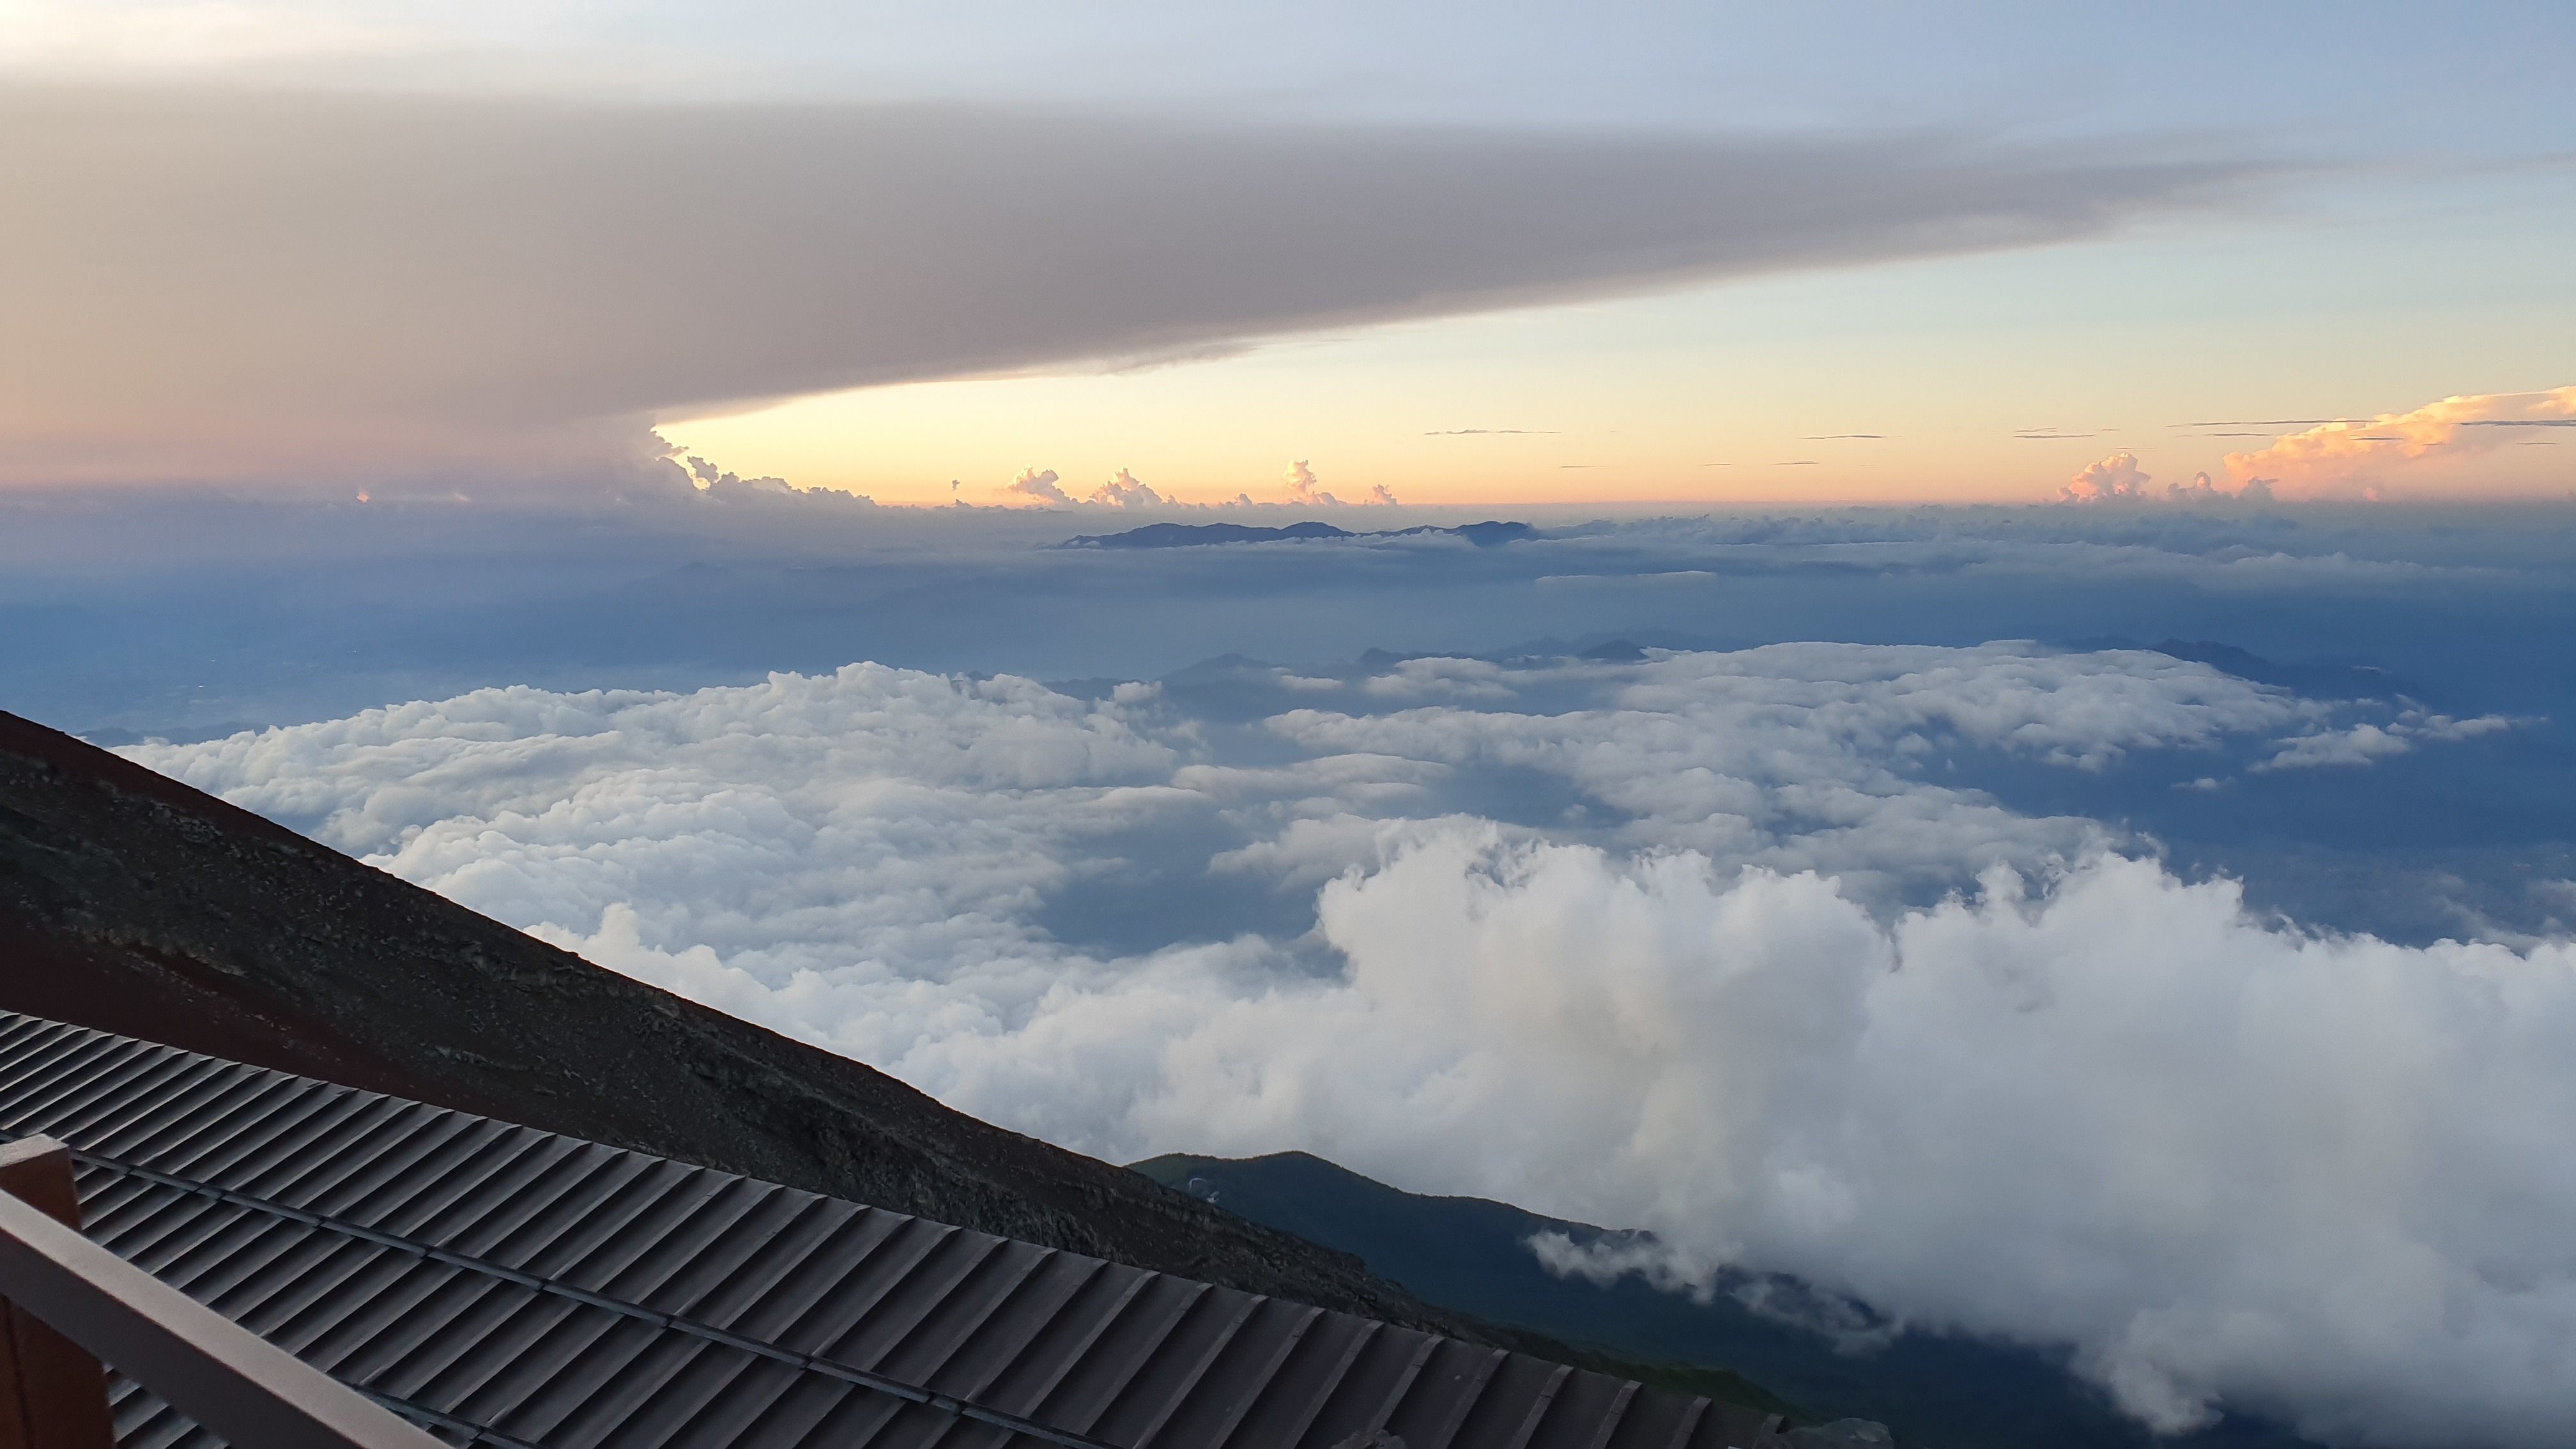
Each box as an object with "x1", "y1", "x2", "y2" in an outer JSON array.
[{"x1": 0, "y1": 87, "x2": 2259, "y2": 481}]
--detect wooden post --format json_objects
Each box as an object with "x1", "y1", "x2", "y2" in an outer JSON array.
[{"x1": 0, "y1": 1138, "x2": 113, "y2": 1449}]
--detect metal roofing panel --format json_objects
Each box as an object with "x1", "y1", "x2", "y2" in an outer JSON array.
[
  {"x1": 644, "y1": 1191, "x2": 835, "y2": 1324},
  {"x1": 0, "y1": 1012, "x2": 1792, "y2": 1449},
  {"x1": 923, "y1": 1251, "x2": 1105, "y2": 1406},
  {"x1": 682, "y1": 1200, "x2": 880, "y2": 1337},
  {"x1": 972, "y1": 1260, "x2": 1156, "y2": 1422}
]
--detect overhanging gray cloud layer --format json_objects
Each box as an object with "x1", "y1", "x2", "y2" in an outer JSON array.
[{"x1": 1, "y1": 86, "x2": 2251, "y2": 478}]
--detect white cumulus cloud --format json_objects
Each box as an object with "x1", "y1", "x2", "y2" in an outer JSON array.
[
  {"x1": 2061, "y1": 448, "x2": 2154, "y2": 502},
  {"x1": 2222, "y1": 387, "x2": 2576, "y2": 501},
  {"x1": 119, "y1": 643, "x2": 2570, "y2": 1448},
  {"x1": 2256, "y1": 710, "x2": 2520, "y2": 770},
  {"x1": 1278, "y1": 459, "x2": 1399, "y2": 509},
  {"x1": 1004, "y1": 466, "x2": 1074, "y2": 504},
  {"x1": 1087, "y1": 469, "x2": 1166, "y2": 509}
]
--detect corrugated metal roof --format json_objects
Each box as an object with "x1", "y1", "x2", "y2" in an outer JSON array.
[{"x1": 0, "y1": 1013, "x2": 1790, "y2": 1449}]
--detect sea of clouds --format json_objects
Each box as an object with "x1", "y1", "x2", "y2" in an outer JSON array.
[{"x1": 125, "y1": 640, "x2": 2574, "y2": 1447}]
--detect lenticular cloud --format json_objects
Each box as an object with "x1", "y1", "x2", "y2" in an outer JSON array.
[{"x1": 125, "y1": 645, "x2": 2576, "y2": 1447}]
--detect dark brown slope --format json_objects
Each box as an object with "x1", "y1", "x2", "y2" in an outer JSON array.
[{"x1": 0, "y1": 708, "x2": 1457, "y2": 1334}]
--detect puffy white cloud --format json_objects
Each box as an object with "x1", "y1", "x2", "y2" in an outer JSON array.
[
  {"x1": 133, "y1": 643, "x2": 2328, "y2": 1070},
  {"x1": 681, "y1": 453, "x2": 793, "y2": 496},
  {"x1": 1004, "y1": 466, "x2": 1074, "y2": 505},
  {"x1": 2058, "y1": 452, "x2": 2292, "y2": 509},
  {"x1": 1281, "y1": 459, "x2": 1327, "y2": 505},
  {"x1": 1264, "y1": 644, "x2": 2329, "y2": 901},
  {"x1": 2163, "y1": 468, "x2": 2274, "y2": 505},
  {"x1": 995, "y1": 461, "x2": 1399, "y2": 513},
  {"x1": 2060, "y1": 448, "x2": 2153, "y2": 502},
  {"x1": 2223, "y1": 387, "x2": 2576, "y2": 500},
  {"x1": 1528, "y1": 1230, "x2": 1731, "y2": 1307},
  {"x1": 1251, "y1": 843, "x2": 2576, "y2": 1446},
  {"x1": 1277, "y1": 459, "x2": 1399, "y2": 509},
  {"x1": 2256, "y1": 710, "x2": 2520, "y2": 771},
  {"x1": 121, "y1": 643, "x2": 2571, "y2": 1447},
  {"x1": 1086, "y1": 468, "x2": 1166, "y2": 509}
]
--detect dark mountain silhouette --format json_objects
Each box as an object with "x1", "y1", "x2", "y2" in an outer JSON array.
[
  {"x1": 1061, "y1": 520, "x2": 1534, "y2": 549},
  {"x1": 1066, "y1": 521, "x2": 1356, "y2": 547},
  {"x1": 2053, "y1": 638, "x2": 2423, "y2": 704},
  {"x1": 1133, "y1": 1152, "x2": 2327, "y2": 1449},
  {"x1": 0, "y1": 707, "x2": 1445, "y2": 1328}
]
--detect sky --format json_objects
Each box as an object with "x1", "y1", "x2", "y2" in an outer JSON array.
[
  {"x1": 3, "y1": 1, "x2": 2570, "y2": 503},
  {"x1": 11, "y1": 8, "x2": 2576, "y2": 1446}
]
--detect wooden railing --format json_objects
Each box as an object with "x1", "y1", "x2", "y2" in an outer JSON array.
[{"x1": 0, "y1": 1136, "x2": 443, "y2": 1449}]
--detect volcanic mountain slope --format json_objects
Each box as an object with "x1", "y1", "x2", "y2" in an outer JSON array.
[
  {"x1": 1133, "y1": 1154, "x2": 2325, "y2": 1449},
  {"x1": 0, "y1": 707, "x2": 1444, "y2": 1330}
]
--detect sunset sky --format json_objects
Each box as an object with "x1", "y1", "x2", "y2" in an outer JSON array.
[
  {"x1": 5, "y1": 1, "x2": 2569, "y2": 506},
  {"x1": 17, "y1": 13, "x2": 2576, "y2": 1442}
]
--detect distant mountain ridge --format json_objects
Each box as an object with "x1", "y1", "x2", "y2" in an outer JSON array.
[
  {"x1": 2068, "y1": 638, "x2": 2423, "y2": 703},
  {"x1": 1061, "y1": 519, "x2": 1535, "y2": 548},
  {"x1": 1133, "y1": 1152, "x2": 2325, "y2": 1449}
]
